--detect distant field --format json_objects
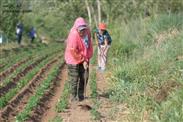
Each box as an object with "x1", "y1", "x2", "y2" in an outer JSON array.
[{"x1": 0, "y1": 42, "x2": 65, "y2": 121}]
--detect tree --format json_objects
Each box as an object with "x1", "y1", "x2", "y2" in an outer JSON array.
[
  {"x1": 0, "y1": 0, "x2": 22, "y2": 40},
  {"x1": 97, "y1": 0, "x2": 101, "y2": 23},
  {"x1": 85, "y1": 0, "x2": 92, "y2": 27}
]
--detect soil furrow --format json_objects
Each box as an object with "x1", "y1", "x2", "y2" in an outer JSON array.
[
  {"x1": 0, "y1": 64, "x2": 5, "y2": 70},
  {"x1": 0, "y1": 59, "x2": 59, "y2": 121},
  {"x1": 0, "y1": 57, "x2": 31, "y2": 82},
  {"x1": 0, "y1": 56, "x2": 47, "y2": 97},
  {"x1": 27, "y1": 64, "x2": 65, "y2": 122}
]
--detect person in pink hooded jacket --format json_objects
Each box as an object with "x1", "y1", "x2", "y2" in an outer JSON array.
[{"x1": 65, "y1": 17, "x2": 93, "y2": 102}]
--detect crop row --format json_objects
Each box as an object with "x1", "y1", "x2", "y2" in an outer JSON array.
[
  {"x1": 0, "y1": 55, "x2": 63, "y2": 121},
  {"x1": 0, "y1": 43, "x2": 63, "y2": 72},
  {"x1": 16, "y1": 59, "x2": 64, "y2": 121},
  {"x1": 0, "y1": 52, "x2": 62, "y2": 109}
]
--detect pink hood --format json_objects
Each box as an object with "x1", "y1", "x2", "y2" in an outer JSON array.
[{"x1": 64, "y1": 17, "x2": 93, "y2": 65}]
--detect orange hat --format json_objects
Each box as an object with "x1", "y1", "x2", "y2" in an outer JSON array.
[{"x1": 99, "y1": 23, "x2": 107, "y2": 30}]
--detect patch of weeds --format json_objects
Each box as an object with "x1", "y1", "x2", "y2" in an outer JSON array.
[{"x1": 50, "y1": 115, "x2": 63, "y2": 122}]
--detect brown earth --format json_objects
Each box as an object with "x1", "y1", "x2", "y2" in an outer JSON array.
[
  {"x1": 155, "y1": 80, "x2": 183, "y2": 103},
  {"x1": 0, "y1": 58, "x2": 58, "y2": 122},
  {"x1": 0, "y1": 56, "x2": 47, "y2": 97},
  {"x1": 51, "y1": 64, "x2": 126, "y2": 122},
  {"x1": 155, "y1": 28, "x2": 179, "y2": 48},
  {"x1": 1, "y1": 57, "x2": 129, "y2": 122},
  {"x1": 41, "y1": 64, "x2": 67, "y2": 122},
  {"x1": 53, "y1": 65, "x2": 93, "y2": 122},
  {"x1": 0, "y1": 57, "x2": 31, "y2": 82}
]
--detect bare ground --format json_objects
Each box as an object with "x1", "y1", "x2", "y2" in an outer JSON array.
[
  {"x1": 0, "y1": 58, "x2": 58, "y2": 122},
  {"x1": 57, "y1": 66, "x2": 93, "y2": 122},
  {"x1": 54, "y1": 64, "x2": 124, "y2": 122},
  {"x1": 41, "y1": 64, "x2": 67, "y2": 122}
]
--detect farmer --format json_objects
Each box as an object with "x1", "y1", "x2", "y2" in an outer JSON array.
[
  {"x1": 16, "y1": 22, "x2": 23, "y2": 45},
  {"x1": 95, "y1": 23, "x2": 112, "y2": 71},
  {"x1": 64, "y1": 17, "x2": 93, "y2": 102},
  {"x1": 29, "y1": 27, "x2": 37, "y2": 43}
]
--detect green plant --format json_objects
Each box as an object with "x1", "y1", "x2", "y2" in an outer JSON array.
[
  {"x1": 55, "y1": 83, "x2": 70, "y2": 112},
  {"x1": 16, "y1": 61, "x2": 63, "y2": 121},
  {"x1": 50, "y1": 115, "x2": 63, "y2": 122}
]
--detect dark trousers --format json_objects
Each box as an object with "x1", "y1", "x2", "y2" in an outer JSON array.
[
  {"x1": 17, "y1": 34, "x2": 22, "y2": 44},
  {"x1": 67, "y1": 63, "x2": 89, "y2": 99},
  {"x1": 31, "y1": 37, "x2": 35, "y2": 43}
]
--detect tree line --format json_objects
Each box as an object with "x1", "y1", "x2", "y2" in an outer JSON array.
[{"x1": 0, "y1": 0, "x2": 183, "y2": 41}]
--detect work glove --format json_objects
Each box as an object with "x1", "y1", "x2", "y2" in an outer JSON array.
[{"x1": 83, "y1": 61, "x2": 88, "y2": 70}]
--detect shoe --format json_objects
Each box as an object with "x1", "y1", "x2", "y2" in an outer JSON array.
[
  {"x1": 99, "y1": 67, "x2": 105, "y2": 72},
  {"x1": 79, "y1": 95, "x2": 84, "y2": 101},
  {"x1": 97, "y1": 67, "x2": 101, "y2": 70}
]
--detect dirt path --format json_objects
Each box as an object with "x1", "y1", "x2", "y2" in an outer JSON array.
[
  {"x1": 42, "y1": 63, "x2": 114, "y2": 122},
  {"x1": 42, "y1": 63, "x2": 118, "y2": 122},
  {"x1": 96, "y1": 71, "x2": 110, "y2": 94},
  {"x1": 96, "y1": 69, "x2": 114, "y2": 122},
  {"x1": 41, "y1": 65, "x2": 67, "y2": 122},
  {"x1": 60, "y1": 100, "x2": 93, "y2": 122},
  {"x1": 58, "y1": 69, "x2": 93, "y2": 122}
]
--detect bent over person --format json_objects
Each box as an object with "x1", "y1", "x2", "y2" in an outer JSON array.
[
  {"x1": 95, "y1": 23, "x2": 112, "y2": 71},
  {"x1": 64, "y1": 17, "x2": 93, "y2": 102}
]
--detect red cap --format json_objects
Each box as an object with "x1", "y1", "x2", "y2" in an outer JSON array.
[{"x1": 99, "y1": 23, "x2": 107, "y2": 30}]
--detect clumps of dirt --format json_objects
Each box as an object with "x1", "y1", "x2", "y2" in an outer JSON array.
[
  {"x1": 0, "y1": 56, "x2": 46, "y2": 97},
  {"x1": 0, "y1": 64, "x2": 5, "y2": 69},
  {"x1": 154, "y1": 80, "x2": 183, "y2": 103},
  {"x1": 155, "y1": 28, "x2": 179, "y2": 48},
  {"x1": 78, "y1": 104, "x2": 92, "y2": 111},
  {"x1": 26, "y1": 64, "x2": 64, "y2": 122},
  {"x1": 176, "y1": 55, "x2": 183, "y2": 61},
  {"x1": 0, "y1": 57, "x2": 30, "y2": 82}
]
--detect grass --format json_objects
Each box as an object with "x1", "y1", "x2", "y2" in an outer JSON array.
[
  {"x1": 0, "y1": 42, "x2": 62, "y2": 72},
  {"x1": 55, "y1": 82, "x2": 70, "y2": 112},
  {"x1": 107, "y1": 13, "x2": 183, "y2": 121},
  {"x1": 50, "y1": 115, "x2": 63, "y2": 122},
  {"x1": 89, "y1": 46, "x2": 98, "y2": 98},
  {"x1": 88, "y1": 45, "x2": 102, "y2": 120}
]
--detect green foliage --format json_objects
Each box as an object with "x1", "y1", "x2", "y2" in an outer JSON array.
[
  {"x1": 51, "y1": 115, "x2": 63, "y2": 122},
  {"x1": 16, "y1": 61, "x2": 62, "y2": 122},
  {"x1": 1, "y1": 0, "x2": 183, "y2": 42},
  {"x1": 89, "y1": 67, "x2": 98, "y2": 98},
  {"x1": 91, "y1": 100, "x2": 101, "y2": 120},
  {"x1": 0, "y1": 43, "x2": 64, "y2": 109},
  {"x1": 101, "y1": 0, "x2": 183, "y2": 23},
  {"x1": 90, "y1": 47, "x2": 97, "y2": 65},
  {"x1": 108, "y1": 13, "x2": 183, "y2": 121},
  {"x1": 21, "y1": 0, "x2": 88, "y2": 41},
  {"x1": 0, "y1": 0, "x2": 21, "y2": 40},
  {"x1": 152, "y1": 90, "x2": 183, "y2": 122},
  {"x1": 55, "y1": 83, "x2": 70, "y2": 112}
]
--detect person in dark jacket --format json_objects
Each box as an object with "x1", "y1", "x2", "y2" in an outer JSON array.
[
  {"x1": 16, "y1": 22, "x2": 23, "y2": 44},
  {"x1": 29, "y1": 27, "x2": 37, "y2": 43}
]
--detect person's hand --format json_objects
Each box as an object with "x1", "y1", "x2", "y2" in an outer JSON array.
[
  {"x1": 104, "y1": 39, "x2": 108, "y2": 47},
  {"x1": 83, "y1": 61, "x2": 88, "y2": 69}
]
